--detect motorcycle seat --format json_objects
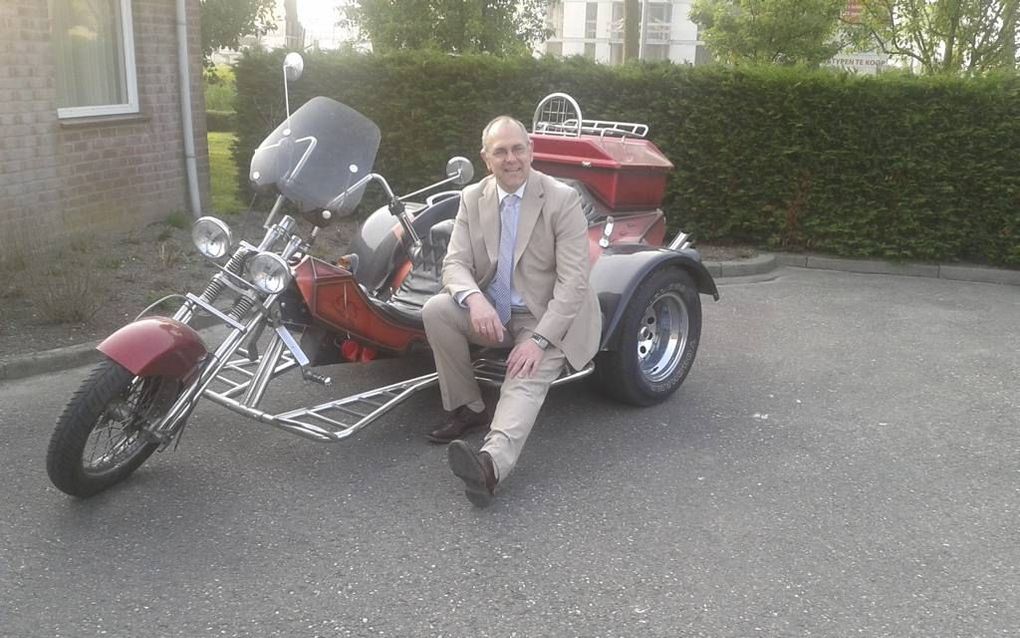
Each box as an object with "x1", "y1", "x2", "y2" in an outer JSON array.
[{"x1": 371, "y1": 218, "x2": 455, "y2": 327}]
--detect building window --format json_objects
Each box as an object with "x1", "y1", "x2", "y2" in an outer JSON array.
[
  {"x1": 610, "y1": 2, "x2": 672, "y2": 46},
  {"x1": 610, "y1": 43, "x2": 624, "y2": 64},
  {"x1": 647, "y1": 2, "x2": 672, "y2": 43},
  {"x1": 50, "y1": 0, "x2": 138, "y2": 119},
  {"x1": 585, "y1": 2, "x2": 598, "y2": 39},
  {"x1": 584, "y1": 42, "x2": 596, "y2": 59},
  {"x1": 695, "y1": 45, "x2": 713, "y2": 65},
  {"x1": 645, "y1": 43, "x2": 670, "y2": 61},
  {"x1": 610, "y1": 2, "x2": 625, "y2": 40},
  {"x1": 548, "y1": 2, "x2": 565, "y2": 39}
]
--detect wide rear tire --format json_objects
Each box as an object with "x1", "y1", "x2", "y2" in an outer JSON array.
[
  {"x1": 594, "y1": 267, "x2": 702, "y2": 406},
  {"x1": 46, "y1": 357, "x2": 178, "y2": 498}
]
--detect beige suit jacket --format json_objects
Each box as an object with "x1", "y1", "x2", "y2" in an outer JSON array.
[{"x1": 442, "y1": 170, "x2": 602, "y2": 370}]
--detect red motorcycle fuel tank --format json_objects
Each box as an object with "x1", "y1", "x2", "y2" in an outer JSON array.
[
  {"x1": 294, "y1": 256, "x2": 426, "y2": 353},
  {"x1": 98, "y1": 317, "x2": 207, "y2": 378}
]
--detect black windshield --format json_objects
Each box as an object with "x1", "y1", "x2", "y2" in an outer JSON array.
[{"x1": 249, "y1": 96, "x2": 381, "y2": 216}]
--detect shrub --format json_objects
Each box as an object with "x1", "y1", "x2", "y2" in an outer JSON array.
[
  {"x1": 206, "y1": 109, "x2": 237, "y2": 132},
  {"x1": 233, "y1": 51, "x2": 1020, "y2": 267}
]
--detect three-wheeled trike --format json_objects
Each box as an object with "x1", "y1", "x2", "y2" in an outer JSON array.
[{"x1": 46, "y1": 53, "x2": 719, "y2": 498}]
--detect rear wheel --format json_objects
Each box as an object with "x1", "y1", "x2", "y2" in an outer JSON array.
[
  {"x1": 46, "y1": 358, "x2": 180, "y2": 498},
  {"x1": 594, "y1": 268, "x2": 702, "y2": 406}
]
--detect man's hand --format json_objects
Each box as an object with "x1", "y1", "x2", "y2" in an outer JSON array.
[
  {"x1": 506, "y1": 339, "x2": 544, "y2": 379},
  {"x1": 465, "y1": 293, "x2": 504, "y2": 343}
]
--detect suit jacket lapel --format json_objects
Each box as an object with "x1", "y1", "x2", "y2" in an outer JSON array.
[
  {"x1": 479, "y1": 178, "x2": 500, "y2": 267},
  {"x1": 513, "y1": 174, "x2": 544, "y2": 268}
]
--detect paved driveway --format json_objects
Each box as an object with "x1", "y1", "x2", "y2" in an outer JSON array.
[{"x1": 2, "y1": 268, "x2": 1017, "y2": 637}]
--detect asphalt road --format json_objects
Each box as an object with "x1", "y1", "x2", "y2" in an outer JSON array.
[{"x1": 2, "y1": 268, "x2": 1017, "y2": 637}]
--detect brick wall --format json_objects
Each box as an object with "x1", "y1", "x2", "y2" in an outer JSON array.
[{"x1": 0, "y1": 0, "x2": 209, "y2": 263}]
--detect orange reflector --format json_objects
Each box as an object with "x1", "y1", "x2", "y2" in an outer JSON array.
[
  {"x1": 340, "y1": 339, "x2": 361, "y2": 361},
  {"x1": 359, "y1": 346, "x2": 377, "y2": 362}
]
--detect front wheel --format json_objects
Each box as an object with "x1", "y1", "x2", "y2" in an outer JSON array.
[
  {"x1": 594, "y1": 267, "x2": 702, "y2": 406},
  {"x1": 46, "y1": 357, "x2": 180, "y2": 498}
]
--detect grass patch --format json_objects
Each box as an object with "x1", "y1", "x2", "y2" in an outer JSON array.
[
  {"x1": 208, "y1": 131, "x2": 244, "y2": 215},
  {"x1": 204, "y1": 64, "x2": 236, "y2": 111}
]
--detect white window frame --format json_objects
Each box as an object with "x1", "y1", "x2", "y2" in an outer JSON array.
[{"x1": 55, "y1": 0, "x2": 139, "y2": 119}]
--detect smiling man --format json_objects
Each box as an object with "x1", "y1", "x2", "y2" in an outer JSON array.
[{"x1": 421, "y1": 115, "x2": 602, "y2": 507}]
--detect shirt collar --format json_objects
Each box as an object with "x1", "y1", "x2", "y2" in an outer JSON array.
[{"x1": 496, "y1": 178, "x2": 527, "y2": 204}]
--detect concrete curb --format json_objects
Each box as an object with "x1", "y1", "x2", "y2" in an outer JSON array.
[
  {"x1": 2, "y1": 254, "x2": 1017, "y2": 382},
  {"x1": 702, "y1": 253, "x2": 777, "y2": 278},
  {"x1": 774, "y1": 253, "x2": 1020, "y2": 286}
]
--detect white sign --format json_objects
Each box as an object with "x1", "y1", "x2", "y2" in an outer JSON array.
[{"x1": 824, "y1": 52, "x2": 890, "y2": 75}]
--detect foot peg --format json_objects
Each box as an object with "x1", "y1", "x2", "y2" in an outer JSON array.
[{"x1": 301, "y1": 368, "x2": 332, "y2": 386}]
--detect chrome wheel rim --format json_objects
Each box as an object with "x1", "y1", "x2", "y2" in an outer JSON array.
[
  {"x1": 82, "y1": 377, "x2": 164, "y2": 475},
  {"x1": 636, "y1": 291, "x2": 690, "y2": 383}
]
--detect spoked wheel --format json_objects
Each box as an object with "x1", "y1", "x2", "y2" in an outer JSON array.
[
  {"x1": 595, "y1": 267, "x2": 702, "y2": 406},
  {"x1": 47, "y1": 357, "x2": 180, "y2": 498}
]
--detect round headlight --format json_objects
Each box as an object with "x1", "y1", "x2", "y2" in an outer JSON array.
[
  {"x1": 248, "y1": 252, "x2": 291, "y2": 294},
  {"x1": 192, "y1": 217, "x2": 233, "y2": 259}
]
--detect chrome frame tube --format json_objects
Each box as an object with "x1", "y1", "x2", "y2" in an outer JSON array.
[
  {"x1": 668, "y1": 231, "x2": 691, "y2": 251},
  {"x1": 241, "y1": 333, "x2": 286, "y2": 408}
]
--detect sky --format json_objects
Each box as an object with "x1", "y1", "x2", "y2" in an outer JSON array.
[{"x1": 296, "y1": 0, "x2": 345, "y2": 30}]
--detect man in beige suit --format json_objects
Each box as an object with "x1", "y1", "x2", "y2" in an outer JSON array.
[{"x1": 421, "y1": 115, "x2": 601, "y2": 507}]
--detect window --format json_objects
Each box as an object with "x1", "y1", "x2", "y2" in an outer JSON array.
[
  {"x1": 610, "y1": 43, "x2": 624, "y2": 65},
  {"x1": 610, "y1": 2, "x2": 672, "y2": 46},
  {"x1": 548, "y1": 2, "x2": 565, "y2": 38},
  {"x1": 585, "y1": 2, "x2": 598, "y2": 39},
  {"x1": 645, "y1": 43, "x2": 670, "y2": 61},
  {"x1": 584, "y1": 42, "x2": 596, "y2": 60},
  {"x1": 646, "y1": 2, "x2": 672, "y2": 43},
  {"x1": 610, "y1": 2, "x2": 625, "y2": 40},
  {"x1": 50, "y1": 0, "x2": 138, "y2": 118}
]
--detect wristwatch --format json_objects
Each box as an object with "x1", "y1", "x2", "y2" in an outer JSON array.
[{"x1": 530, "y1": 333, "x2": 550, "y2": 350}]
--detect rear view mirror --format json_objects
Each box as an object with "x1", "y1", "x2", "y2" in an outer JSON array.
[
  {"x1": 283, "y1": 52, "x2": 304, "y2": 82},
  {"x1": 446, "y1": 156, "x2": 474, "y2": 186}
]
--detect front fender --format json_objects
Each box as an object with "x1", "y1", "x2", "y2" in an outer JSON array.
[
  {"x1": 97, "y1": 317, "x2": 207, "y2": 378},
  {"x1": 591, "y1": 245, "x2": 719, "y2": 349}
]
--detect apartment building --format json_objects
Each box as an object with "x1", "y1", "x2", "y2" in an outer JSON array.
[{"x1": 542, "y1": 0, "x2": 706, "y2": 65}]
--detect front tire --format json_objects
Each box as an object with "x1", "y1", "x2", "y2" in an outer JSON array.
[
  {"x1": 46, "y1": 357, "x2": 179, "y2": 498},
  {"x1": 594, "y1": 267, "x2": 702, "y2": 406}
]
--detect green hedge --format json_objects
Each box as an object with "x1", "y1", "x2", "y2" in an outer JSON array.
[
  {"x1": 234, "y1": 51, "x2": 1020, "y2": 267},
  {"x1": 206, "y1": 109, "x2": 237, "y2": 132}
]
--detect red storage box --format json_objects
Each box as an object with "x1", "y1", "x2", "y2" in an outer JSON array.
[{"x1": 530, "y1": 134, "x2": 674, "y2": 211}]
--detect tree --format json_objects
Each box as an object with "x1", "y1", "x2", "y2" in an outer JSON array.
[
  {"x1": 846, "y1": 0, "x2": 1019, "y2": 74},
  {"x1": 624, "y1": 0, "x2": 640, "y2": 61},
  {"x1": 200, "y1": 0, "x2": 277, "y2": 63},
  {"x1": 690, "y1": 0, "x2": 847, "y2": 65},
  {"x1": 343, "y1": 0, "x2": 553, "y2": 56}
]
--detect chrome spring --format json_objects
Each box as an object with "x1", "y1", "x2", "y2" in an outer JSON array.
[
  {"x1": 227, "y1": 295, "x2": 257, "y2": 322},
  {"x1": 198, "y1": 248, "x2": 251, "y2": 304}
]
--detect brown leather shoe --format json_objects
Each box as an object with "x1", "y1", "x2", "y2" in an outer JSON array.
[
  {"x1": 427, "y1": 404, "x2": 492, "y2": 444},
  {"x1": 447, "y1": 440, "x2": 497, "y2": 508}
]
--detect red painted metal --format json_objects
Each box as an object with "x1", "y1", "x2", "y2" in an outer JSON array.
[
  {"x1": 586, "y1": 210, "x2": 667, "y2": 264},
  {"x1": 530, "y1": 134, "x2": 673, "y2": 211},
  {"x1": 294, "y1": 256, "x2": 427, "y2": 353},
  {"x1": 98, "y1": 317, "x2": 207, "y2": 378}
]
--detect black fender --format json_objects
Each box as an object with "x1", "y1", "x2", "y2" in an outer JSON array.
[{"x1": 591, "y1": 244, "x2": 719, "y2": 349}]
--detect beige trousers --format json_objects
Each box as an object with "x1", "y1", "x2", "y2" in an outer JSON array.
[{"x1": 421, "y1": 293, "x2": 566, "y2": 482}]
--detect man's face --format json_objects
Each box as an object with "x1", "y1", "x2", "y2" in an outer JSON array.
[{"x1": 481, "y1": 121, "x2": 533, "y2": 192}]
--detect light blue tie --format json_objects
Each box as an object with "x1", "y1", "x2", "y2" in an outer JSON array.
[{"x1": 486, "y1": 193, "x2": 519, "y2": 325}]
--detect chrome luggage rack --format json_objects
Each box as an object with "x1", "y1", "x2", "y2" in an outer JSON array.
[{"x1": 531, "y1": 92, "x2": 649, "y2": 140}]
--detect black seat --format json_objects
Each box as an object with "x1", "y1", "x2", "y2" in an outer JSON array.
[{"x1": 370, "y1": 218, "x2": 454, "y2": 327}]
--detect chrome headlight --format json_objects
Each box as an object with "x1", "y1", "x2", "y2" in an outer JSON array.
[
  {"x1": 248, "y1": 252, "x2": 291, "y2": 294},
  {"x1": 192, "y1": 217, "x2": 233, "y2": 259}
]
